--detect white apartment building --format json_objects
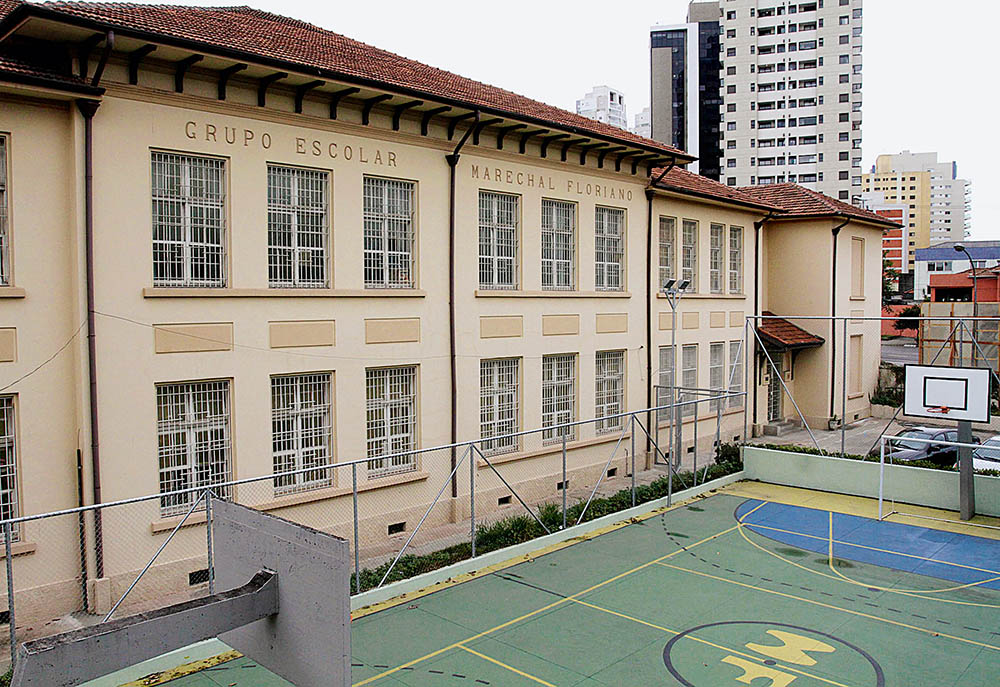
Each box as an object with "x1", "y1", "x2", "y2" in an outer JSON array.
[
  {"x1": 575, "y1": 85, "x2": 629, "y2": 130},
  {"x1": 632, "y1": 106, "x2": 652, "y2": 138},
  {"x1": 718, "y1": 0, "x2": 864, "y2": 202}
]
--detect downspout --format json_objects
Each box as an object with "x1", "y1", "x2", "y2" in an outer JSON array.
[
  {"x1": 78, "y1": 30, "x2": 112, "y2": 580},
  {"x1": 829, "y1": 215, "x2": 850, "y2": 419},
  {"x1": 752, "y1": 211, "x2": 777, "y2": 433},
  {"x1": 645, "y1": 158, "x2": 675, "y2": 455},
  {"x1": 445, "y1": 110, "x2": 479, "y2": 498}
]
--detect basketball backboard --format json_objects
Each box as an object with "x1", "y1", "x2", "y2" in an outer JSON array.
[{"x1": 903, "y1": 364, "x2": 991, "y2": 423}]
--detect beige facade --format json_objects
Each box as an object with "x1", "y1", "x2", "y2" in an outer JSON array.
[{"x1": 0, "y1": 3, "x2": 887, "y2": 634}]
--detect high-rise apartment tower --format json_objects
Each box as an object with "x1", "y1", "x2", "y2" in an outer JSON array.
[{"x1": 575, "y1": 85, "x2": 629, "y2": 130}]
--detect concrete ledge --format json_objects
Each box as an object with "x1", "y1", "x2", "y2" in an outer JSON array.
[{"x1": 349, "y1": 469, "x2": 746, "y2": 612}]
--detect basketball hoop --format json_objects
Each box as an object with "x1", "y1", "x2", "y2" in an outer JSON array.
[{"x1": 925, "y1": 406, "x2": 952, "y2": 415}]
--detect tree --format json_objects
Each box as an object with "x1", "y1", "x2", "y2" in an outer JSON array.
[
  {"x1": 882, "y1": 259, "x2": 899, "y2": 307},
  {"x1": 893, "y1": 305, "x2": 921, "y2": 335}
]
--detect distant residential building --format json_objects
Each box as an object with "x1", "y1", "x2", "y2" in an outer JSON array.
[
  {"x1": 913, "y1": 241, "x2": 1000, "y2": 301},
  {"x1": 861, "y1": 152, "x2": 971, "y2": 272},
  {"x1": 632, "y1": 107, "x2": 651, "y2": 138},
  {"x1": 650, "y1": 1, "x2": 722, "y2": 179},
  {"x1": 575, "y1": 85, "x2": 628, "y2": 130},
  {"x1": 860, "y1": 191, "x2": 911, "y2": 297}
]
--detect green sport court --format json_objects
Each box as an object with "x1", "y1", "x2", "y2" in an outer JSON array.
[{"x1": 102, "y1": 482, "x2": 1000, "y2": 687}]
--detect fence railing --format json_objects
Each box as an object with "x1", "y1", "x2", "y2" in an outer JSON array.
[{"x1": 0, "y1": 393, "x2": 744, "y2": 670}]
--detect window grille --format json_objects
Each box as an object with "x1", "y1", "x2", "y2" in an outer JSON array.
[
  {"x1": 366, "y1": 366, "x2": 417, "y2": 477},
  {"x1": 156, "y1": 381, "x2": 232, "y2": 516},
  {"x1": 595, "y1": 350, "x2": 625, "y2": 433},
  {"x1": 541, "y1": 354, "x2": 575, "y2": 443},
  {"x1": 363, "y1": 177, "x2": 415, "y2": 288},
  {"x1": 0, "y1": 136, "x2": 8, "y2": 286},
  {"x1": 151, "y1": 152, "x2": 226, "y2": 287},
  {"x1": 0, "y1": 397, "x2": 18, "y2": 539},
  {"x1": 681, "y1": 344, "x2": 698, "y2": 417},
  {"x1": 480, "y1": 358, "x2": 519, "y2": 455},
  {"x1": 729, "y1": 340, "x2": 744, "y2": 408},
  {"x1": 271, "y1": 373, "x2": 333, "y2": 495},
  {"x1": 541, "y1": 199, "x2": 575, "y2": 290},
  {"x1": 658, "y1": 345, "x2": 675, "y2": 420},
  {"x1": 479, "y1": 191, "x2": 519, "y2": 289},
  {"x1": 729, "y1": 226, "x2": 744, "y2": 293},
  {"x1": 681, "y1": 219, "x2": 698, "y2": 291},
  {"x1": 710, "y1": 223, "x2": 725, "y2": 293},
  {"x1": 658, "y1": 216, "x2": 675, "y2": 288},
  {"x1": 595, "y1": 207, "x2": 625, "y2": 291},
  {"x1": 710, "y1": 343, "x2": 725, "y2": 411},
  {"x1": 267, "y1": 166, "x2": 329, "y2": 288}
]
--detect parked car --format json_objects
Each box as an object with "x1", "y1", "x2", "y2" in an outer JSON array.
[
  {"x1": 886, "y1": 427, "x2": 976, "y2": 468},
  {"x1": 972, "y1": 435, "x2": 1000, "y2": 472}
]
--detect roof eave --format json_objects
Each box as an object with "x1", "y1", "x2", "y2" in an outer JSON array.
[
  {"x1": 0, "y1": 68, "x2": 105, "y2": 96},
  {"x1": 650, "y1": 183, "x2": 782, "y2": 212}
]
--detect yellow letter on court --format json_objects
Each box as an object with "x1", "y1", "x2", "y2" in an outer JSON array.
[
  {"x1": 720, "y1": 656, "x2": 797, "y2": 687},
  {"x1": 746, "y1": 630, "x2": 836, "y2": 666}
]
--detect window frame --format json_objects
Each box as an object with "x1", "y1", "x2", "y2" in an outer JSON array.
[
  {"x1": 271, "y1": 372, "x2": 334, "y2": 495},
  {"x1": 709, "y1": 223, "x2": 725, "y2": 294},
  {"x1": 480, "y1": 358, "x2": 520, "y2": 456},
  {"x1": 478, "y1": 190, "x2": 520, "y2": 290},
  {"x1": 541, "y1": 198, "x2": 577, "y2": 291},
  {"x1": 595, "y1": 350, "x2": 626, "y2": 434},
  {"x1": 365, "y1": 365, "x2": 418, "y2": 478},
  {"x1": 728, "y1": 226, "x2": 744, "y2": 293},
  {"x1": 594, "y1": 205, "x2": 626, "y2": 292},
  {"x1": 681, "y1": 219, "x2": 698, "y2": 292},
  {"x1": 363, "y1": 175, "x2": 417, "y2": 289},
  {"x1": 267, "y1": 164, "x2": 331, "y2": 289},
  {"x1": 658, "y1": 216, "x2": 676, "y2": 288},
  {"x1": 681, "y1": 344, "x2": 698, "y2": 417},
  {"x1": 541, "y1": 353, "x2": 576, "y2": 443},
  {"x1": 710, "y1": 342, "x2": 725, "y2": 411},
  {"x1": 0, "y1": 134, "x2": 10, "y2": 286},
  {"x1": 0, "y1": 395, "x2": 20, "y2": 539},
  {"x1": 729, "y1": 340, "x2": 744, "y2": 409}
]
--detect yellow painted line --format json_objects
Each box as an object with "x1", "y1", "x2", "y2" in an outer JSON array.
[
  {"x1": 351, "y1": 523, "x2": 740, "y2": 686},
  {"x1": 657, "y1": 561, "x2": 1000, "y2": 654},
  {"x1": 570, "y1": 598, "x2": 858, "y2": 687},
  {"x1": 118, "y1": 650, "x2": 242, "y2": 686},
  {"x1": 737, "y1": 499, "x2": 769, "y2": 523},
  {"x1": 456, "y1": 645, "x2": 556, "y2": 686}
]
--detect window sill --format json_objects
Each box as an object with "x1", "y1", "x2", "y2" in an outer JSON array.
[
  {"x1": 0, "y1": 541, "x2": 37, "y2": 559},
  {"x1": 0, "y1": 287, "x2": 26, "y2": 299},
  {"x1": 143, "y1": 287, "x2": 426, "y2": 298},
  {"x1": 476, "y1": 431, "x2": 633, "y2": 467},
  {"x1": 849, "y1": 296, "x2": 866, "y2": 302},
  {"x1": 151, "y1": 510, "x2": 206, "y2": 534},
  {"x1": 848, "y1": 393, "x2": 864, "y2": 400},
  {"x1": 475, "y1": 290, "x2": 631, "y2": 299},
  {"x1": 656, "y1": 292, "x2": 746, "y2": 300}
]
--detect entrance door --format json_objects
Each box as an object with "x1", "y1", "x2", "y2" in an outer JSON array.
[{"x1": 767, "y1": 355, "x2": 784, "y2": 423}]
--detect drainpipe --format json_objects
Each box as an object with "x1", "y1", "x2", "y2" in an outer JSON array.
[
  {"x1": 829, "y1": 215, "x2": 850, "y2": 419},
  {"x1": 751, "y1": 211, "x2": 777, "y2": 434},
  {"x1": 77, "y1": 30, "x2": 112, "y2": 581},
  {"x1": 645, "y1": 158, "x2": 675, "y2": 457},
  {"x1": 445, "y1": 110, "x2": 479, "y2": 498}
]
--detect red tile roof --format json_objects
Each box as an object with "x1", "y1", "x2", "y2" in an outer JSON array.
[
  {"x1": 738, "y1": 183, "x2": 901, "y2": 227},
  {"x1": 759, "y1": 312, "x2": 824, "y2": 349},
  {"x1": 651, "y1": 166, "x2": 782, "y2": 210},
  {"x1": 4, "y1": 2, "x2": 688, "y2": 158}
]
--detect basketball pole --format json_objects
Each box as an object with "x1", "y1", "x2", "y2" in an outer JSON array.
[{"x1": 958, "y1": 419, "x2": 976, "y2": 521}]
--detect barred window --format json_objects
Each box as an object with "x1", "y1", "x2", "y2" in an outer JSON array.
[
  {"x1": 0, "y1": 397, "x2": 18, "y2": 538},
  {"x1": 363, "y1": 177, "x2": 415, "y2": 288},
  {"x1": 479, "y1": 191, "x2": 519, "y2": 289},
  {"x1": 681, "y1": 344, "x2": 698, "y2": 417},
  {"x1": 542, "y1": 354, "x2": 575, "y2": 443},
  {"x1": 480, "y1": 358, "x2": 519, "y2": 455},
  {"x1": 541, "y1": 199, "x2": 575, "y2": 290},
  {"x1": 729, "y1": 226, "x2": 744, "y2": 293},
  {"x1": 710, "y1": 223, "x2": 725, "y2": 294},
  {"x1": 151, "y1": 152, "x2": 226, "y2": 287},
  {"x1": 267, "y1": 166, "x2": 329, "y2": 288},
  {"x1": 156, "y1": 381, "x2": 232, "y2": 516},
  {"x1": 595, "y1": 350, "x2": 625, "y2": 434},
  {"x1": 595, "y1": 207, "x2": 625, "y2": 291},
  {"x1": 729, "y1": 340, "x2": 744, "y2": 408},
  {"x1": 657, "y1": 345, "x2": 674, "y2": 420},
  {"x1": 658, "y1": 216, "x2": 675, "y2": 288},
  {"x1": 0, "y1": 136, "x2": 9, "y2": 286},
  {"x1": 366, "y1": 366, "x2": 417, "y2": 477},
  {"x1": 710, "y1": 342, "x2": 725, "y2": 411},
  {"x1": 272, "y1": 373, "x2": 333, "y2": 495},
  {"x1": 681, "y1": 219, "x2": 698, "y2": 292}
]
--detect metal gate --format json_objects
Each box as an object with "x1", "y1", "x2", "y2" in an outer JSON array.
[{"x1": 767, "y1": 353, "x2": 783, "y2": 422}]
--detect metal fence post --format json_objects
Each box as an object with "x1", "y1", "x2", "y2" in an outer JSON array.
[
  {"x1": 692, "y1": 398, "x2": 699, "y2": 485},
  {"x1": 743, "y1": 319, "x2": 750, "y2": 444},
  {"x1": 841, "y1": 317, "x2": 848, "y2": 457},
  {"x1": 630, "y1": 414, "x2": 636, "y2": 507},
  {"x1": 5, "y1": 521, "x2": 16, "y2": 670},
  {"x1": 561, "y1": 434, "x2": 567, "y2": 530},
  {"x1": 352, "y1": 463, "x2": 360, "y2": 595},
  {"x1": 205, "y1": 489, "x2": 215, "y2": 596},
  {"x1": 469, "y1": 443, "x2": 476, "y2": 558}
]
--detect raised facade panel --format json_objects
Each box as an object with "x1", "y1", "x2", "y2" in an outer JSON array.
[
  {"x1": 0, "y1": 328, "x2": 15, "y2": 362},
  {"x1": 729, "y1": 311, "x2": 744, "y2": 327},
  {"x1": 269, "y1": 320, "x2": 336, "y2": 349},
  {"x1": 365, "y1": 318, "x2": 420, "y2": 344},
  {"x1": 658, "y1": 312, "x2": 674, "y2": 330},
  {"x1": 709, "y1": 311, "x2": 726, "y2": 328},
  {"x1": 682, "y1": 312, "x2": 699, "y2": 330},
  {"x1": 542, "y1": 314, "x2": 580, "y2": 336},
  {"x1": 595, "y1": 313, "x2": 628, "y2": 334},
  {"x1": 480, "y1": 315, "x2": 523, "y2": 339},
  {"x1": 153, "y1": 323, "x2": 233, "y2": 354}
]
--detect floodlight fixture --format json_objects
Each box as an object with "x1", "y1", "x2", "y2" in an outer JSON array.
[
  {"x1": 677, "y1": 278, "x2": 691, "y2": 291},
  {"x1": 662, "y1": 278, "x2": 677, "y2": 291}
]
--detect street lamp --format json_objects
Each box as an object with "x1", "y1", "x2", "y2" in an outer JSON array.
[
  {"x1": 661, "y1": 279, "x2": 690, "y2": 470},
  {"x1": 954, "y1": 244, "x2": 978, "y2": 365}
]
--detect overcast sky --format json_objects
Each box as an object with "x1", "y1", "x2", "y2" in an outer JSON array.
[{"x1": 166, "y1": 0, "x2": 994, "y2": 239}]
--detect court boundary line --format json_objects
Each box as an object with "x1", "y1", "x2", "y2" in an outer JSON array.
[{"x1": 455, "y1": 645, "x2": 557, "y2": 686}]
